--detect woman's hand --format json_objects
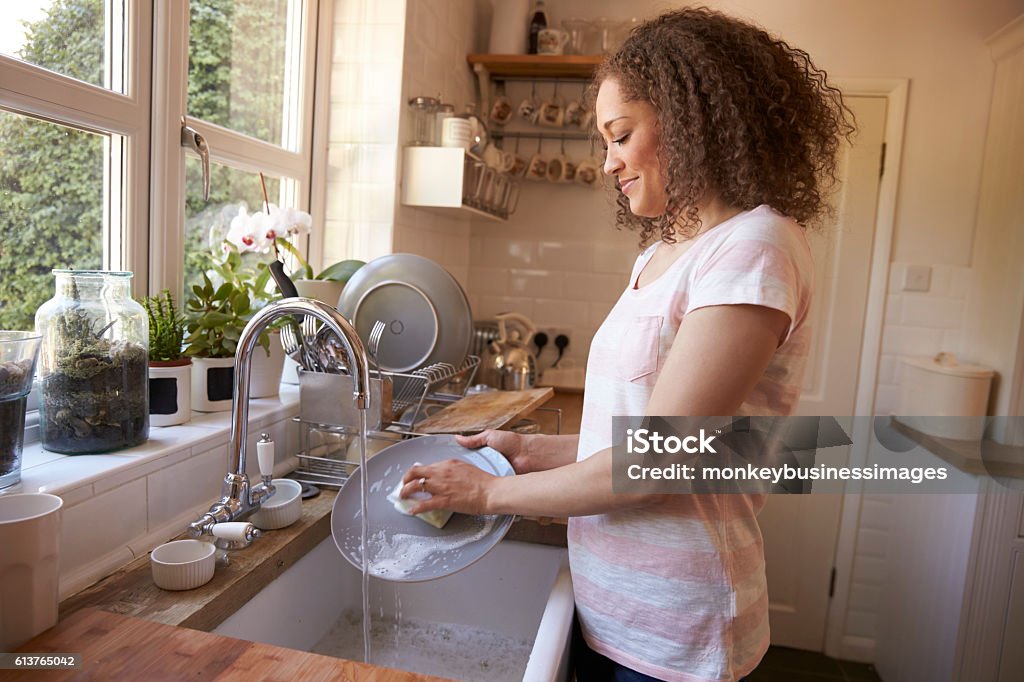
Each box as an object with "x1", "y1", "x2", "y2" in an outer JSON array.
[
  {"x1": 455, "y1": 429, "x2": 533, "y2": 473},
  {"x1": 400, "y1": 460, "x2": 495, "y2": 516}
]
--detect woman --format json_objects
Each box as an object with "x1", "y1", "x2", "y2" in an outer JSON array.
[{"x1": 401, "y1": 8, "x2": 853, "y2": 681}]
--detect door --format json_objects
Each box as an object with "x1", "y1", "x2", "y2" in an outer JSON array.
[{"x1": 759, "y1": 96, "x2": 888, "y2": 650}]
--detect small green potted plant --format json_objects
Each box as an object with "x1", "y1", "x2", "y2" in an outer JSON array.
[
  {"x1": 144, "y1": 289, "x2": 191, "y2": 427},
  {"x1": 183, "y1": 245, "x2": 283, "y2": 411}
]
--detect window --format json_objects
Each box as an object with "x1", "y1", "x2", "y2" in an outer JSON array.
[
  {"x1": 1, "y1": 0, "x2": 326, "y2": 447},
  {"x1": 0, "y1": 0, "x2": 144, "y2": 330},
  {"x1": 177, "y1": 0, "x2": 317, "y2": 294},
  {"x1": 1, "y1": 0, "x2": 324, "y2": 321}
]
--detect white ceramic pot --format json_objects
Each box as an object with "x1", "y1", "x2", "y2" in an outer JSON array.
[
  {"x1": 191, "y1": 356, "x2": 235, "y2": 412},
  {"x1": 294, "y1": 279, "x2": 345, "y2": 308},
  {"x1": 149, "y1": 358, "x2": 192, "y2": 426},
  {"x1": 249, "y1": 479, "x2": 303, "y2": 530},
  {"x1": 250, "y1": 331, "x2": 285, "y2": 398},
  {"x1": 150, "y1": 539, "x2": 216, "y2": 591}
]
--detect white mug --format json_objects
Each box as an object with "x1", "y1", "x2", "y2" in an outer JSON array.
[
  {"x1": 0, "y1": 493, "x2": 63, "y2": 650},
  {"x1": 441, "y1": 117, "x2": 472, "y2": 149},
  {"x1": 489, "y1": 96, "x2": 514, "y2": 126},
  {"x1": 482, "y1": 144, "x2": 515, "y2": 173},
  {"x1": 538, "y1": 28, "x2": 570, "y2": 55},
  {"x1": 575, "y1": 157, "x2": 602, "y2": 187}
]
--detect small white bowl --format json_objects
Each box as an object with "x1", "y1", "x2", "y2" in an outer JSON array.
[
  {"x1": 249, "y1": 479, "x2": 303, "y2": 530},
  {"x1": 151, "y1": 539, "x2": 216, "y2": 591}
]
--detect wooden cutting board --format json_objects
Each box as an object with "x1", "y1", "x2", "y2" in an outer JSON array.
[
  {"x1": 9, "y1": 608, "x2": 444, "y2": 681},
  {"x1": 414, "y1": 387, "x2": 554, "y2": 434}
]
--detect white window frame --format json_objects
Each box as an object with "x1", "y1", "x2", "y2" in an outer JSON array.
[
  {"x1": 150, "y1": 0, "x2": 326, "y2": 298},
  {"x1": 2, "y1": 0, "x2": 330, "y2": 450},
  {"x1": 0, "y1": 0, "x2": 152, "y2": 286}
]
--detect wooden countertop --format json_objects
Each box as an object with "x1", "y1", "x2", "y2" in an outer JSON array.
[
  {"x1": 10, "y1": 608, "x2": 444, "y2": 681},
  {"x1": 890, "y1": 419, "x2": 1024, "y2": 479}
]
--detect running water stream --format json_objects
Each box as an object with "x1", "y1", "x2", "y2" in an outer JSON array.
[{"x1": 357, "y1": 410, "x2": 371, "y2": 664}]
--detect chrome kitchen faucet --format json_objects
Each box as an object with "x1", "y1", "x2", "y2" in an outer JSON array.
[{"x1": 188, "y1": 298, "x2": 371, "y2": 538}]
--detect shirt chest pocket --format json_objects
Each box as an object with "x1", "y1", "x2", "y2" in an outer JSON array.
[{"x1": 616, "y1": 315, "x2": 664, "y2": 383}]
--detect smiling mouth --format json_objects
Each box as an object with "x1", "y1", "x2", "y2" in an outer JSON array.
[{"x1": 619, "y1": 177, "x2": 638, "y2": 194}]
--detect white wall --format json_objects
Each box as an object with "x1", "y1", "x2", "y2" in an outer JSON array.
[
  {"x1": 322, "y1": 0, "x2": 407, "y2": 266},
  {"x1": 391, "y1": 0, "x2": 483, "y2": 289},
  {"x1": 467, "y1": 0, "x2": 1022, "y2": 368}
]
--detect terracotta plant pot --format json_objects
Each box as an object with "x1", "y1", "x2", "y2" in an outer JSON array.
[{"x1": 149, "y1": 358, "x2": 192, "y2": 426}]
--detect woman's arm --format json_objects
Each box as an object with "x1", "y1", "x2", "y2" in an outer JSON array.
[
  {"x1": 456, "y1": 431, "x2": 580, "y2": 473},
  {"x1": 404, "y1": 304, "x2": 790, "y2": 518}
]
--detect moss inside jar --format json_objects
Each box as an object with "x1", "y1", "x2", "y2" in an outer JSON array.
[{"x1": 35, "y1": 271, "x2": 149, "y2": 454}]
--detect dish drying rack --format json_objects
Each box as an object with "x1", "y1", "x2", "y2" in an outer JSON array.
[{"x1": 291, "y1": 354, "x2": 480, "y2": 488}]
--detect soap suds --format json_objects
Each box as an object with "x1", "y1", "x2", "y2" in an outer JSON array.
[{"x1": 341, "y1": 515, "x2": 498, "y2": 580}]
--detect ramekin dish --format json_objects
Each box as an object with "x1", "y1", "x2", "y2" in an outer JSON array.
[
  {"x1": 249, "y1": 478, "x2": 303, "y2": 530},
  {"x1": 150, "y1": 539, "x2": 216, "y2": 591}
]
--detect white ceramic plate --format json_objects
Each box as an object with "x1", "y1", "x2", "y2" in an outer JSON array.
[
  {"x1": 331, "y1": 434, "x2": 515, "y2": 582},
  {"x1": 337, "y1": 254, "x2": 473, "y2": 374}
]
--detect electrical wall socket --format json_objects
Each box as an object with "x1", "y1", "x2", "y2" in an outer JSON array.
[
  {"x1": 902, "y1": 264, "x2": 932, "y2": 292},
  {"x1": 534, "y1": 327, "x2": 572, "y2": 365}
]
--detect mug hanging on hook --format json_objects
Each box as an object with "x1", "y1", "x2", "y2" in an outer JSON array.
[
  {"x1": 518, "y1": 82, "x2": 540, "y2": 124},
  {"x1": 527, "y1": 136, "x2": 548, "y2": 181},
  {"x1": 489, "y1": 82, "x2": 513, "y2": 126},
  {"x1": 511, "y1": 135, "x2": 529, "y2": 178},
  {"x1": 565, "y1": 83, "x2": 590, "y2": 129},
  {"x1": 548, "y1": 135, "x2": 576, "y2": 183},
  {"x1": 576, "y1": 138, "x2": 601, "y2": 187},
  {"x1": 539, "y1": 79, "x2": 565, "y2": 128}
]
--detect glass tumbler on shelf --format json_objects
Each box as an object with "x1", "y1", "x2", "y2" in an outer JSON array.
[
  {"x1": 407, "y1": 96, "x2": 440, "y2": 146},
  {"x1": 34, "y1": 270, "x2": 149, "y2": 455},
  {"x1": 435, "y1": 102, "x2": 455, "y2": 146},
  {"x1": 0, "y1": 331, "x2": 42, "y2": 490},
  {"x1": 562, "y1": 18, "x2": 589, "y2": 55}
]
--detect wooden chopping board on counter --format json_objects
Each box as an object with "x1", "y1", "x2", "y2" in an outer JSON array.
[
  {"x1": 9, "y1": 608, "x2": 444, "y2": 681},
  {"x1": 414, "y1": 387, "x2": 554, "y2": 434}
]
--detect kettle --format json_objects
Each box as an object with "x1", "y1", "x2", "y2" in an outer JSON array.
[{"x1": 485, "y1": 312, "x2": 538, "y2": 391}]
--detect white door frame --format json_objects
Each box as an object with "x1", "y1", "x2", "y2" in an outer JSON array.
[{"x1": 823, "y1": 77, "x2": 909, "y2": 661}]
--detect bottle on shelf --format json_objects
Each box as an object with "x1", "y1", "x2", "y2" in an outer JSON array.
[{"x1": 528, "y1": 0, "x2": 548, "y2": 55}]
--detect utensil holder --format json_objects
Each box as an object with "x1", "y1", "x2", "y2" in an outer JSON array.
[{"x1": 291, "y1": 355, "x2": 480, "y2": 487}]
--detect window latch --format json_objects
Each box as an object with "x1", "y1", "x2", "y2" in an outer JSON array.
[{"x1": 180, "y1": 116, "x2": 210, "y2": 202}]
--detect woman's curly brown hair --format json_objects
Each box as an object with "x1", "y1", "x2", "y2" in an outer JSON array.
[{"x1": 592, "y1": 7, "x2": 855, "y2": 245}]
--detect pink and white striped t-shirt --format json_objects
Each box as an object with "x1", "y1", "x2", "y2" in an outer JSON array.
[{"x1": 570, "y1": 205, "x2": 814, "y2": 682}]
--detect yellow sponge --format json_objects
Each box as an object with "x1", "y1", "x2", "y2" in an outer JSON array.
[{"x1": 387, "y1": 480, "x2": 454, "y2": 529}]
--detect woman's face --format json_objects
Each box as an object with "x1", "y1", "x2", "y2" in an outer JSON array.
[{"x1": 596, "y1": 78, "x2": 668, "y2": 218}]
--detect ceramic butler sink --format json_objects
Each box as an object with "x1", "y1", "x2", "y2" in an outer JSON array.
[{"x1": 214, "y1": 538, "x2": 573, "y2": 682}]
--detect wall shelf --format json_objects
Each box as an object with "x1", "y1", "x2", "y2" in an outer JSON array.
[
  {"x1": 466, "y1": 54, "x2": 604, "y2": 80},
  {"x1": 469, "y1": 54, "x2": 602, "y2": 136},
  {"x1": 400, "y1": 146, "x2": 507, "y2": 223}
]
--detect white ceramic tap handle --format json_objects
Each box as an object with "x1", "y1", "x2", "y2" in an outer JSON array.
[
  {"x1": 211, "y1": 522, "x2": 258, "y2": 543},
  {"x1": 257, "y1": 433, "x2": 274, "y2": 479}
]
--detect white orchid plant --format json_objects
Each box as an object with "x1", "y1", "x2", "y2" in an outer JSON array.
[
  {"x1": 224, "y1": 203, "x2": 312, "y2": 255},
  {"x1": 225, "y1": 201, "x2": 364, "y2": 283}
]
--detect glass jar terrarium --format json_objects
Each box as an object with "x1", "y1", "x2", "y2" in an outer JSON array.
[
  {"x1": 0, "y1": 331, "x2": 42, "y2": 489},
  {"x1": 35, "y1": 271, "x2": 149, "y2": 454}
]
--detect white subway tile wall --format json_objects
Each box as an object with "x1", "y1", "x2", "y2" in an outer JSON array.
[
  {"x1": 322, "y1": 0, "x2": 407, "y2": 267},
  {"x1": 875, "y1": 262, "x2": 974, "y2": 415},
  {"x1": 842, "y1": 262, "x2": 973, "y2": 657},
  {"x1": 390, "y1": 0, "x2": 479, "y2": 290},
  {"x1": 12, "y1": 393, "x2": 300, "y2": 600}
]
